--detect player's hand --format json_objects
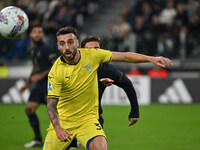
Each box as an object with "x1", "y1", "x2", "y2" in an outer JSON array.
[
  {"x1": 55, "y1": 126, "x2": 73, "y2": 142},
  {"x1": 19, "y1": 83, "x2": 28, "y2": 94},
  {"x1": 128, "y1": 118, "x2": 139, "y2": 127},
  {"x1": 100, "y1": 78, "x2": 114, "y2": 87},
  {"x1": 151, "y1": 56, "x2": 172, "y2": 68},
  {"x1": 31, "y1": 74, "x2": 43, "y2": 82}
]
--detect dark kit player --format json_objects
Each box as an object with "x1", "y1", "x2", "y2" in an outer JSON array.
[
  {"x1": 82, "y1": 35, "x2": 139, "y2": 127},
  {"x1": 20, "y1": 25, "x2": 57, "y2": 148}
]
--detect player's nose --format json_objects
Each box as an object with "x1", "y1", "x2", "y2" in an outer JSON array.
[{"x1": 64, "y1": 43, "x2": 70, "y2": 50}]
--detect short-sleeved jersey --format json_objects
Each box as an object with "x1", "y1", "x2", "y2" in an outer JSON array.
[
  {"x1": 47, "y1": 48, "x2": 112, "y2": 122},
  {"x1": 31, "y1": 42, "x2": 57, "y2": 75}
]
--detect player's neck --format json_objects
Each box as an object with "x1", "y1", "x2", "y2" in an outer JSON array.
[{"x1": 33, "y1": 41, "x2": 43, "y2": 47}]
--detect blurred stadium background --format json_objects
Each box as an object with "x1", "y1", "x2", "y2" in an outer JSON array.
[{"x1": 0, "y1": 0, "x2": 200, "y2": 150}]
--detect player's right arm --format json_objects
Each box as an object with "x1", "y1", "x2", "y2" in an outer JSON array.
[
  {"x1": 47, "y1": 97, "x2": 72, "y2": 142},
  {"x1": 112, "y1": 52, "x2": 172, "y2": 68},
  {"x1": 20, "y1": 67, "x2": 36, "y2": 94},
  {"x1": 47, "y1": 63, "x2": 72, "y2": 142}
]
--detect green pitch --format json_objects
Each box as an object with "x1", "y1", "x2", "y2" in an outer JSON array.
[{"x1": 0, "y1": 104, "x2": 200, "y2": 150}]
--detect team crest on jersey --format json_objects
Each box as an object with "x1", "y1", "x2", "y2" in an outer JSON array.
[
  {"x1": 48, "y1": 81, "x2": 52, "y2": 91},
  {"x1": 84, "y1": 63, "x2": 92, "y2": 72},
  {"x1": 45, "y1": 142, "x2": 51, "y2": 148}
]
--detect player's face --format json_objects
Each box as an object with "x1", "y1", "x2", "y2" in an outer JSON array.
[
  {"x1": 84, "y1": 41, "x2": 100, "y2": 49},
  {"x1": 30, "y1": 27, "x2": 44, "y2": 42},
  {"x1": 57, "y1": 33, "x2": 79, "y2": 61}
]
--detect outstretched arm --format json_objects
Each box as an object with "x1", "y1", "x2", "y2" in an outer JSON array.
[
  {"x1": 112, "y1": 52, "x2": 172, "y2": 68},
  {"x1": 47, "y1": 98, "x2": 72, "y2": 142}
]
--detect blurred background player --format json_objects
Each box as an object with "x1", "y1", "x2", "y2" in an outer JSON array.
[
  {"x1": 81, "y1": 35, "x2": 139, "y2": 127},
  {"x1": 19, "y1": 25, "x2": 57, "y2": 148},
  {"x1": 66, "y1": 35, "x2": 140, "y2": 149}
]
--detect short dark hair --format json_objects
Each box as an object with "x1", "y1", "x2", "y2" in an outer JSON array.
[
  {"x1": 30, "y1": 24, "x2": 43, "y2": 32},
  {"x1": 81, "y1": 35, "x2": 102, "y2": 48},
  {"x1": 56, "y1": 27, "x2": 77, "y2": 37}
]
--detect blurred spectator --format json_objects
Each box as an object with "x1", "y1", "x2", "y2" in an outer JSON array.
[
  {"x1": 150, "y1": 0, "x2": 165, "y2": 14},
  {"x1": 141, "y1": 2, "x2": 153, "y2": 23},
  {"x1": 146, "y1": 14, "x2": 165, "y2": 40},
  {"x1": 175, "y1": 3, "x2": 189, "y2": 27},
  {"x1": 44, "y1": 19, "x2": 58, "y2": 48},
  {"x1": 126, "y1": 65, "x2": 143, "y2": 76},
  {"x1": 159, "y1": 0, "x2": 177, "y2": 25},
  {"x1": 6, "y1": 34, "x2": 30, "y2": 60},
  {"x1": 36, "y1": 0, "x2": 48, "y2": 16},
  {"x1": 122, "y1": 5, "x2": 135, "y2": 27},
  {"x1": 136, "y1": 31, "x2": 158, "y2": 55},
  {"x1": 174, "y1": 26, "x2": 194, "y2": 59},
  {"x1": 132, "y1": 15, "x2": 145, "y2": 35},
  {"x1": 0, "y1": 35, "x2": 12, "y2": 60},
  {"x1": 148, "y1": 66, "x2": 168, "y2": 78},
  {"x1": 53, "y1": 6, "x2": 69, "y2": 27},
  {"x1": 185, "y1": 0, "x2": 199, "y2": 23},
  {"x1": 188, "y1": 14, "x2": 200, "y2": 39},
  {"x1": 106, "y1": 16, "x2": 135, "y2": 52}
]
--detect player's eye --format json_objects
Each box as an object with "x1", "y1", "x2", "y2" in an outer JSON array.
[
  {"x1": 60, "y1": 42, "x2": 65, "y2": 46},
  {"x1": 68, "y1": 40, "x2": 74, "y2": 45}
]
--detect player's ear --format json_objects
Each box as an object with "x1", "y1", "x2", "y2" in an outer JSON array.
[{"x1": 77, "y1": 39, "x2": 79, "y2": 47}]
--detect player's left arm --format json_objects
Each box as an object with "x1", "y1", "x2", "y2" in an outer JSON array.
[
  {"x1": 31, "y1": 69, "x2": 50, "y2": 81},
  {"x1": 102, "y1": 64, "x2": 139, "y2": 126},
  {"x1": 111, "y1": 52, "x2": 172, "y2": 68},
  {"x1": 114, "y1": 73, "x2": 139, "y2": 127}
]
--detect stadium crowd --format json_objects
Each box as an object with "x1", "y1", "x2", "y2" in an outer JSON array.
[
  {"x1": 0, "y1": 0, "x2": 103, "y2": 60},
  {"x1": 0, "y1": 0, "x2": 200, "y2": 61},
  {"x1": 102, "y1": 0, "x2": 200, "y2": 59}
]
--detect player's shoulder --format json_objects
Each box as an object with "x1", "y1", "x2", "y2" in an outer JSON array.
[
  {"x1": 49, "y1": 57, "x2": 63, "y2": 73},
  {"x1": 78, "y1": 48, "x2": 106, "y2": 53},
  {"x1": 41, "y1": 43, "x2": 55, "y2": 53},
  {"x1": 101, "y1": 63, "x2": 118, "y2": 71}
]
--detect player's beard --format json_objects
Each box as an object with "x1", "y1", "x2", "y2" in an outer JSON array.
[
  {"x1": 32, "y1": 37, "x2": 43, "y2": 45},
  {"x1": 63, "y1": 48, "x2": 77, "y2": 61}
]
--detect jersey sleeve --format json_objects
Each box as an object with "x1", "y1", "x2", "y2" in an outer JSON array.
[
  {"x1": 95, "y1": 49, "x2": 112, "y2": 64},
  {"x1": 47, "y1": 70, "x2": 62, "y2": 99}
]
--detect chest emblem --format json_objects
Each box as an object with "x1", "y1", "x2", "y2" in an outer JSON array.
[{"x1": 84, "y1": 63, "x2": 92, "y2": 72}]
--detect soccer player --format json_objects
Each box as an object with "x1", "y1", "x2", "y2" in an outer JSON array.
[
  {"x1": 67, "y1": 35, "x2": 140, "y2": 149},
  {"x1": 43, "y1": 27, "x2": 172, "y2": 150},
  {"x1": 20, "y1": 25, "x2": 57, "y2": 148}
]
